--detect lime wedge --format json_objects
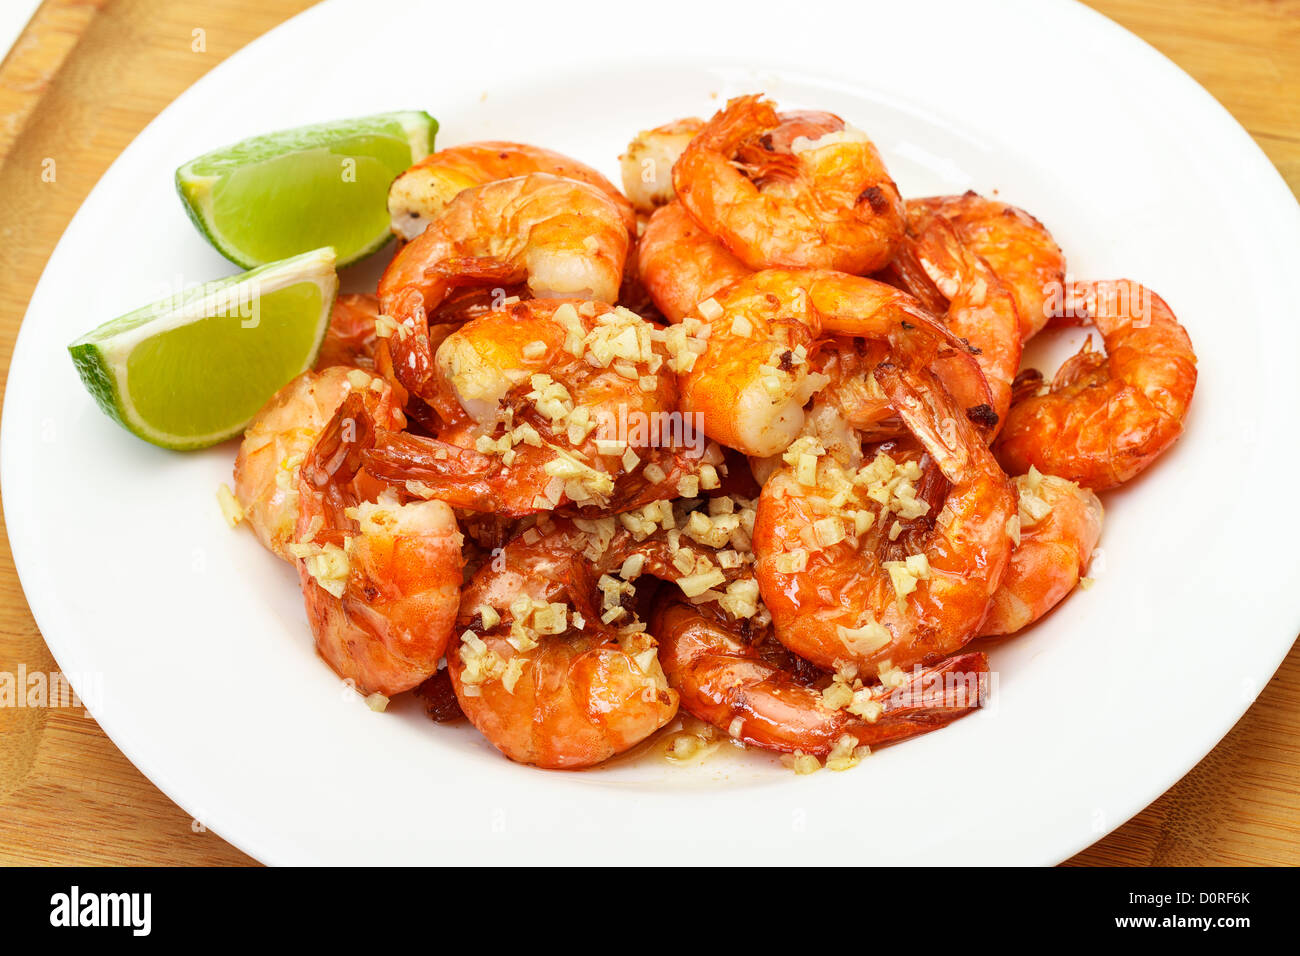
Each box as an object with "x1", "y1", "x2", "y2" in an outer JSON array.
[
  {"x1": 69, "y1": 248, "x2": 338, "y2": 450},
  {"x1": 176, "y1": 111, "x2": 437, "y2": 268}
]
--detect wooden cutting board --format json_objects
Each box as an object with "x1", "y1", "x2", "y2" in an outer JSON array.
[{"x1": 1, "y1": 0, "x2": 1297, "y2": 866}]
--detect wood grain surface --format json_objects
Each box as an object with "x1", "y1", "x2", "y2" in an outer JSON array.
[{"x1": 1, "y1": 0, "x2": 1297, "y2": 867}]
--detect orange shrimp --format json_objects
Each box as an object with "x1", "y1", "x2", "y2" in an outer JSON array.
[
  {"x1": 376, "y1": 172, "x2": 631, "y2": 403},
  {"x1": 446, "y1": 519, "x2": 678, "y2": 769},
  {"x1": 654, "y1": 598, "x2": 989, "y2": 757},
  {"x1": 754, "y1": 364, "x2": 1016, "y2": 675},
  {"x1": 314, "y1": 294, "x2": 383, "y2": 371},
  {"x1": 889, "y1": 207, "x2": 1022, "y2": 430},
  {"x1": 981, "y1": 469, "x2": 1103, "y2": 636},
  {"x1": 677, "y1": 268, "x2": 992, "y2": 458},
  {"x1": 907, "y1": 193, "x2": 1065, "y2": 340},
  {"x1": 389, "y1": 141, "x2": 634, "y2": 240},
  {"x1": 801, "y1": 337, "x2": 904, "y2": 446},
  {"x1": 362, "y1": 299, "x2": 698, "y2": 517},
  {"x1": 633, "y1": 110, "x2": 871, "y2": 322},
  {"x1": 636, "y1": 201, "x2": 752, "y2": 323},
  {"x1": 629, "y1": 111, "x2": 854, "y2": 321},
  {"x1": 995, "y1": 280, "x2": 1197, "y2": 490},
  {"x1": 233, "y1": 366, "x2": 405, "y2": 560},
  {"x1": 673, "y1": 95, "x2": 904, "y2": 273},
  {"x1": 292, "y1": 395, "x2": 465, "y2": 696}
]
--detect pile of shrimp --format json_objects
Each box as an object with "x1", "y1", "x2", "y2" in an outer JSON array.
[{"x1": 222, "y1": 94, "x2": 1196, "y2": 773}]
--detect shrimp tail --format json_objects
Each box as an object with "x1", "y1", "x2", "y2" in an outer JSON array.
[
  {"x1": 376, "y1": 291, "x2": 437, "y2": 401},
  {"x1": 425, "y1": 256, "x2": 525, "y2": 308},
  {"x1": 362, "y1": 429, "x2": 541, "y2": 517},
  {"x1": 813, "y1": 282, "x2": 997, "y2": 433},
  {"x1": 874, "y1": 363, "x2": 980, "y2": 478},
  {"x1": 692, "y1": 93, "x2": 777, "y2": 156},
  {"x1": 303, "y1": 393, "x2": 375, "y2": 491},
  {"x1": 858, "y1": 651, "x2": 990, "y2": 746}
]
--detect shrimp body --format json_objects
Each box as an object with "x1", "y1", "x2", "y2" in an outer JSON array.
[
  {"x1": 446, "y1": 521, "x2": 678, "y2": 769},
  {"x1": 679, "y1": 268, "x2": 987, "y2": 458},
  {"x1": 803, "y1": 337, "x2": 903, "y2": 446},
  {"x1": 364, "y1": 299, "x2": 695, "y2": 516},
  {"x1": 293, "y1": 395, "x2": 464, "y2": 696},
  {"x1": 314, "y1": 294, "x2": 382, "y2": 371},
  {"x1": 654, "y1": 599, "x2": 989, "y2": 756},
  {"x1": 982, "y1": 471, "x2": 1103, "y2": 635},
  {"x1": 233, "y1": 366, "x2": 405, "y2": 561},
  {"x1": 633, "y1": 111, "x2": 866, "y2": 321},
  {"x1": 892, "y1": 208, "x2": 1022, "y2": 429},
  {"x1": 389, "y1": 141, "x2": 634, "y2": 240},
  {"x1": 619, "y1": 119, "x2": 703, "y2": 213},
  {"x1": 674, "y1": 95, "x2": 904, "y2": 273},
  {"x1": 636, "y1": 201, "x2": 752, "y2": 323},
  {"x1": 907, "y1": 193, "x2": 1065, "y2": 340},
  {"x1": 379, "y1": 173, "x2": 630, "y2": 317},
  {"x1": 754, "y1": 365, "x2": 1016, "y2": 675},
  {"x1": 620, "y1": 110, "x2": 843, "y2": 218},
  {"x1": 377, "y1": 173, "x2": 631, "y2": 402},
  {"x1": 996, "y1": 280, "x2": 1197, "y2": 490}
]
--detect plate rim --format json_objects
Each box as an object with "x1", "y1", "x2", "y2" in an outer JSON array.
[{"x1": 5, "y1": 0, "x2": 1300, "y2": 866}]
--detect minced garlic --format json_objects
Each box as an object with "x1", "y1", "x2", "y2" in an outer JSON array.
[
  {"x1": 882, "y1": 553, "x2": 930, "y2": 606},
  {"x1": 288, "y1": 541, "x2": 350, "y2": 598},
  {"x1": 458, "y1": 630, "x2": 508, "y2": 686},
  {"x1": 718, "y1": 578, "x2": 761, "y2": 619},
  {"x1": 216, "y1": 484, "x2": 245, "y2": 528},
  {"x1": 677, "y1": 567, "x2": 727, "y2": 598},
  {"x1": 825, "y1": 733, "x2": 869, "y2": 772},
  {"x1": 877, "y1": 661, "x2": 909, "y2": 689},
  {"x1": 781, "y1": 750, "x2": 822, "y2": 774},
  {"x1": 697, "y1": 297, "x2": 724, "y2": 321},
  {"x1": 836, "y1": 618, "x2": 891, "y2": 656}
]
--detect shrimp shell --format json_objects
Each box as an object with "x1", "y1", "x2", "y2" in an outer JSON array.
[
  {"x1": 995, "y1": 280, "x2": 1197, "y2": 490},
  {"x1": 654, "y1": 598, "x2": 990, "y2": 757},
  {"x1": 674, "y1": 95, "x2": 904, "y2": 274}
]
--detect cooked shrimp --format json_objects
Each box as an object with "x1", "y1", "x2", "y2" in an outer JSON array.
[
  {"x1": 654, "y1": 598, "x2": 989, "y2": 757},
  {"x1": 233, "y1": 366, "x2": 405, "y2": 561},
  {"x1": 363, "y1": 299, "x2": 698, "y2": 517},
  {"x1": 767, "y1": 334, "x2": 997, "y2": 468},
  {"x1": 981, "y1": 469, "x2": 1103, "y2": 635},
  {"x1": 446, "y1": 519, "x2": 678, "y2": 768},
  {"x1": 907, "y1": 193, "x2": 1065, "y2": 340},
  {"x1": 377, "y1": 172, "x2": 631, "y2": 402},
  {"x1": 314, "y1": 294, "x2": 382, "y2": 371},
  {"x1": 748, "y1": 342, "x2": 917, "y2": 491},
  {"x1": 620, "y1": 111, "x2": 843, "y2": 216},
  {"x1": 389, "y1": 141, "x2": 634, "y2": 240},
  {"x1": 290, "y1": 395, "x2": 463, "y2": 696},
  {"x1": 673, "y1": 95, "x2": 904, "y2": 273},
  {"x1": 754, "y1": 364, "x2": 1016, "y2": 675},
  {"x1": 800, "y1": 337, "x2": 905, "y2": 447},
  {"x1": 634, "y1": 109, "x2": 872, "y2": 320},
  {"x1": 637, "y1": 201, "x2": 751, "y2": 322},
  {"x1": 619, "y1": 119, "x2": 703, "y2": 213},
  {"x1": 890, "y1": 207, "x2": 1022, "y2": 429},
  {"x1": 678, "y1": 268, "x2": 991, "y2": 458},
  {"x1": 996, "y1": 280, "x2": 1197, "y2": 490}
]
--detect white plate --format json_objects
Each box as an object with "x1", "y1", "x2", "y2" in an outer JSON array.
[{"x1": 5, "y1": 0, "x2": 1299, "y2": 866}]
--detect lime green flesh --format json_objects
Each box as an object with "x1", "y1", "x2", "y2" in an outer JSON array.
[
  {"x1": 205, "y1": 138, "x2": 408, "y2": 264},
  {"x1": 124, "y1": 281, "x2": 323, "y2": 437},
  {"x1": 68, "y1": 248, "x2": 338, "y2": 450},
  {"x1": 177, "y1": 111, "x2": 437, "y2": 268}
]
